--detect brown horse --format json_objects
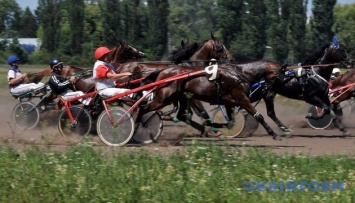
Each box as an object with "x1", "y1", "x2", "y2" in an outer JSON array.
[
  {"x1": 169, "y1": 33, "x2": 234, "y2": 66},
  {"x1": 25, "y1": 69, "x2": 52, "y2": 84},
  {"x1": 116, "y1": 33, "x2": 233, "y2": 79},
  {"x1": 137, "y1": 61, "x2": 284, "y2": 140},
  {"x1": 329, "y1": 70, "x2": 355, "y2": 104},
  {"x1": 114, "y1": 34, "x2": 234, "y2": 126}
]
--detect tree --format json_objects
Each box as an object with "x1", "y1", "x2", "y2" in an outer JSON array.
[
  {"x1": 333, "y1": 4, "x2": 355, "y2": 59},
  {"x1": 66, "y1": 0, "x2": 85, "y2": 54},
  {"x1": 99, "y1": 0, "x2": 122, "y2": 46},
  {"x1": 263, "y1": 0, "x2": 291, "y2": 63},
  {"x1": 19, "y1": 7, "x2": 38, "y2": 37},
  {"x1": 146, "y1": 0, "x2": 169, "y2": 59},
  {"x1": 0, "y1": 0, "x2": 22, "y2": 37},
  {"x1": 231, "y1": 0, "x2": 267, "y2": 62},
  {"x1": 36, "y1": 0, "x2": 63, "y2": 52},
  {"x1": 288, "y1": 0, "x2": 307, "y2": 63},
  {"x1": 308, "y1": 0, "x2": 336, "y2": 49}
]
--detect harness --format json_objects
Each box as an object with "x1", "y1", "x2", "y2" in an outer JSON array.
[{"x1": 8, "y1": 66, "x2": 23, "y2": 89}]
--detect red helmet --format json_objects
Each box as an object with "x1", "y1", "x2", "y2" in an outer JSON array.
[{"x1": 95, "y1": 46, "x2": 111, "y2": 60}]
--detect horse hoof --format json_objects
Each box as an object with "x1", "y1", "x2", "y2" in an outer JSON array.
[
  {"x1": 273, "y1": 135, "x2": 282, "y2": 141},
  {"x1": 283, "y1": 131, "x2": 293, "y2": 138},
  {"x1": 343, "y1": 131, "x2": 351, "y2": 137},
  {"x1": 280, "y1": 126, "x2": 292, "y2": 133}
]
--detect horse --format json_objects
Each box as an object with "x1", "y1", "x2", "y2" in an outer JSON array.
[
  {"x1": 137, "y1": 60, "x2": 284, "y2": 141},
  {"x1": 109, "y1": 39, "x2": 145, "y2": 65},
  {"x1": 116, "y1": 33, "x2": 233, "y2": 79},
  {"x1": 328, "y1": 70, "x2": 355, "y2": 104},
  {"x1": 169, "y1": 33, "x2": 234, "y2": 66},
  {"x1": 115, "y1": 34, "x2": 234, "y2": 129},
  {"x1": 25, "y1": 69, "x2": 52, "y2": 84},
  {"x1": 265, "y1": 37, "x2": 350, "y2": 135}
]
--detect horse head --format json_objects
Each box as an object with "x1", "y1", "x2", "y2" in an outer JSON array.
[
  {"x1": 168, "y1": 40, "x2": 199, "y2": 64},
  {"x1": 109, "y1": 39, "x2": 145, "y2": 64},
  {"x1": 169, "y1": 33, "x2": 233, "y2": 66},
  {"x1": 208, "y1": 33, "x2": 233, "y2": 62},
  {"x1": 302, "y1": 37, "x2": 349, "y2": 81}
]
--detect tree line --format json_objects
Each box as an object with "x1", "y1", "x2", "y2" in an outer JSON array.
[{"x1": 0, "y1": 0, "x2": 354, "y2": 66}]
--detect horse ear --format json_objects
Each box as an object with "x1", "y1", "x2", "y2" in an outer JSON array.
[
  {"x1": 118, "y1": 39, "x2": 124, "y2": 46},
  {"x1": 211, "y1": 33, "x2": 216, "y2": 40},
  {"x1": 333, "y1": 36, "x2": 340, "y2": 49},
  {"x1": 181, "y1": 40, "x2": 185, "y2": 47}
]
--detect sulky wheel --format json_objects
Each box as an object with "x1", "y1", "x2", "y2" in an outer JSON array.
[
  {"x1": 306, "y1": 105, "x2": 333, "y2": 130},
  {"x1": 96, "y1": 107, "x2": 134, "y2": 146},
  {"x1": 212, "y1": 108, "x2": 246, "y2": 138},
  {"x1": 58, "y1": 106, "x2": 92, "y2": 137},
  {"x1": 133, "y1": 111, "x2": 163, "y2": 144},
  {"x1": 12, "y1": 101, "x2": 40, "y2": 130}
]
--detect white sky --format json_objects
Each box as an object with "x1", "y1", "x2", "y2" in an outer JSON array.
[{"x1": 16, "y1": 0, "x2": 355, "y2": 13}]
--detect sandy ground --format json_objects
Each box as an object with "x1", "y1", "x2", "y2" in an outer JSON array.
[{"x1": 2, "y1": 85, "x2": 355, "y2": 156}]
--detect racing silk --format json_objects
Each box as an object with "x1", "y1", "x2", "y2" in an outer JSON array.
[
  {"x1": 48, "y1": 72, "x2": 73, "y2": 95},
  {"x1": 7, "y1": 65, "x2": 23, "y2": 88},
  {"x1": 93, "y1": 60, "x2": 116, "y2": 91}
]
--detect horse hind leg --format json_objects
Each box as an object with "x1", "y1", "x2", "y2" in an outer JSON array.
[
  {"x1": 175, "y1": 96, "x2": 213, "y2": 137},
  {"x1": 331, "y1": 104, "x2": 351, "y2": 136}
]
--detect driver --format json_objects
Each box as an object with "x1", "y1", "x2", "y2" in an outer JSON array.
[
  {"x1": 7, "y1": 55, "x2": 45, "y2": 96},
  {"x1": 48, "y1": 58, "x2": 91, "y2": 105}
]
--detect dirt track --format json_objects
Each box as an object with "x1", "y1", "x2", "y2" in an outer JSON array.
[{"x1": 2, "y1": 84, "x2": 355, "y2": 156}]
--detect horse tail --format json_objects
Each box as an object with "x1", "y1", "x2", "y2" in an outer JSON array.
[{"x1": 141, "y1": 69, "x2": 164, "y2": 86}]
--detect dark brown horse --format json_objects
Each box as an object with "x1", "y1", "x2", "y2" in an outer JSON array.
[
  {"x1": 265, "y1": 37, "x2": 350, "y2": 135},
  {"x1": 137, "y1": 61, "x2": 284, "y2": 140}
]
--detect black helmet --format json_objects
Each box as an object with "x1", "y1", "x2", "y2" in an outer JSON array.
[{"x1": 50, "y1": 58, "x2": 63, "y2": 73}]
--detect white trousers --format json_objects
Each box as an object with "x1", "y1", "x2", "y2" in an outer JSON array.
[
  {"x1": 61, "y1": 91, "x2": 91, "y2": 105},
  {"x1": 10, "y1": 82, "x2": 45, "y2": 95},
  {"x1": 99, "y1": 88, "x2": 154, "y2": 101}
]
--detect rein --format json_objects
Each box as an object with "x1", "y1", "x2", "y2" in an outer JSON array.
[{"x1": 285, "y1": 63, "x2": 340, "y2": 70}]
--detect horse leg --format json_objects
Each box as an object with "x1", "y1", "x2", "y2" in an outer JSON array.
[
  {"x1": 175, "y1": 95, "x2": 211, "y2": 137},
  {"x1": 305, "y1": 97, "x2": 331, "y2": 120},
  {"x1": 305, "y1": 96, "x2": 350, "y2": 136},
  {"x1": 331, "y1": 103, "x2": 351, "y2": 136},
  {"x1": 241, "y1": 100, "x2": 281, "y2": 141},
  {"x1": 263, "y1": 96, "x2": 292, "y2": 133},
  {"x1": 190, "y1": 99, "x2": 224, "y2": 134}
]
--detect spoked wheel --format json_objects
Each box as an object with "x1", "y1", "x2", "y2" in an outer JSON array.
[
  {"x1": 58, "y1": 106, "x2": 92, "y2": 137},
  {"x1": 12, "y1": 101, "x2": 40, "y2": 130},
  {"x1": 306, "y1": 105, "x2": 333, "y2": 129},
  {"x1": 133, "y1": 111, "x2": 163, "y2": 144},
  {"x1": 96, "y1": 107, "x2": 134, "y2": 146},
  {"x1": 212, "y1": 108, "x2": 245, "y2": 138}
]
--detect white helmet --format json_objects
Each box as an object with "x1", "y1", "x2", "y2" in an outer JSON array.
[{"x1": 332, "y1": 68, "x2": 340, "y2": 74}]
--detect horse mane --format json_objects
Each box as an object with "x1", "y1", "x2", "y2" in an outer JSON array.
[
  {"x1": 302, "y1": 43, "x2": 331, "y2": 65},
  {"x1": 169, "y1": 42, "x2": 199, "y2": 63}
]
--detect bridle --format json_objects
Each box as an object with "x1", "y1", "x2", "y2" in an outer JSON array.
[
  {"x1": 316, "y1": 43, "x2": 348, "y2": 67},
  {"x1": 211, "y1": 39, "x2": 230, "y2": 60}
]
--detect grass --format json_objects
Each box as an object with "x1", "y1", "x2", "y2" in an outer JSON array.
[{"x1": 0, "y1": 143, "x2": 354, "y2": 202}]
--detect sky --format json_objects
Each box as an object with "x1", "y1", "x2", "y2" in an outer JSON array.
[{"x1": 16, "y1": 0, "x2": 355, "y2": 12}]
